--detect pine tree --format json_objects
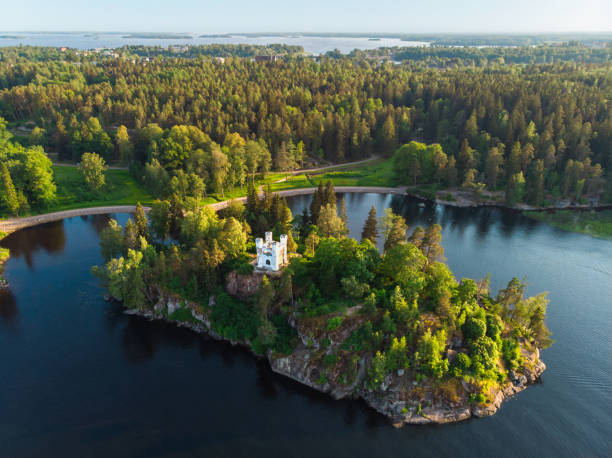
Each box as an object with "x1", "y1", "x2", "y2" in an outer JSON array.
[
  {"x1": 317, "y1": 203, "x2": 346, "y2": 238},
  {"x1": 310, "y1": 181, "x2": 324, "y2": 224},
  {"x1": 422, "y1": 224, "x2": 444, "y2": 263},
  {"x1": 382, "y1": 209, "x2": 408, "y2": 252},
  {"x1": 361, "y1": 205, "x2": 378, "y2": 243},
  {"x1": 134, "y1": 202, "x2": 149, "y2": 240},
  {"x1": 257, "y1": 275, "x2": 275, "y2": 318},
  {"x1": 278, "y1": 271, "x2": 293, "y2": 305},
  {"x1": 408, "y1": 226, "x2": 425, "y2": 248},
  {"x1": 286, "y1": 230, "x2": 298, "y2": 253},
  {"x1": 324, "y1": 180, "x2": 336, "y2": 206},
  {"x1": 339, "y1": 196, "x2": 347, "y2": 226},
  {"x1": 246, "y1": 179, "x2": 258, "y2": 214},
  {"x1": 300, "y1": 207, "x2": 310, "y2": 228},
  {"x1": 0, "y1": 162, "x2": 19, "y2": 216},
  {"x1": 123, "y1": 219, "x2": 138, "y2": 251}
]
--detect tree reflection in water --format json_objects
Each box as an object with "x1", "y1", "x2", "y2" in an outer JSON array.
[
  {"x1": 0, "y1": 289, "x2": 17, "y2": 323},
  {"x1": 1, "y1": 221, "x2": 66, "y2": 268}
]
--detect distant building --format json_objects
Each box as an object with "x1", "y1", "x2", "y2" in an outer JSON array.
[
  {"x1": 255, "y1": 55, "x2": 281, "y2": 62},
  {"x1": 255, "y1": 232, "x2": 288, "y2": 271}
]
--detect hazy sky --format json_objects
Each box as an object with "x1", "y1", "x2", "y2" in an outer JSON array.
[{"x1": 2, "y1": 0, "x2": 611, "y2": 33}]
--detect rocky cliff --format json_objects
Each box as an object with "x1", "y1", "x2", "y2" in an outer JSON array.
[{"x1": 126, "y1": 291, "x2": 546, "y2": 427}]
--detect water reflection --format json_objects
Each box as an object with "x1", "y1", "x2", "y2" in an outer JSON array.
[
  {"x1": 0, "y1": 289, "x2": 17, "y2": 322},
  {"x1": 80, "y1": 214, "x2": 114, "y2": 235},
  {"x1": 1, "y1": 221, "x2": 66, "y2": 267}
]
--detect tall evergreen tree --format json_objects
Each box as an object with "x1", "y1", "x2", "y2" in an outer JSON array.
[
  {"x1": 383, "y1": 209, "x2": 408, "y2": 252},
  {"x1": 339, "y1": 196, "x2": 347, "y2": 226},
  {"x1": 309, "y1": 181, "x2": 324, "y2": 224},
  {"x1": 324, "y1": 180, "x2": 336, "y2": 206},
  {"x1": 361, "y1": 205, "x2": 378, "y2": 243},
  {"x1": 422, "y1": 224, "x2": 444, "y2": 263},
  {"x1": 246, "y1": 179, "x2": 258, "y2": 214},
  {"x1": 134, "y1": 202, "x2": 149, "y2": 240},
  {"x1": 408, "y1": 226, "x2": 425, "y2": 248}
]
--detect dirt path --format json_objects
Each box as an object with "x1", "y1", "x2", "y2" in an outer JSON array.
[{"x1": 0, "y1": 206, "x2": 150, "y2": 234}]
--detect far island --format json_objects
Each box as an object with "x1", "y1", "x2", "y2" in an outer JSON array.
[{"x1": 91, "y1": 182, "x2": 551, "y2": 426}]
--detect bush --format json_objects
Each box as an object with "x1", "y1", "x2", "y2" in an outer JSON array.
[
  {"x1": 341, "y1": 322, "x2": 374, "y2": 352},
  {"x1": 463, "y1": 316, "x2": 486, "y2": 341},
  {"x1": 502, "y1": 337, "x2": 522, "y2": 370},
  {"x1": 323, "y1": 353, "x2": 340, "y2": 368},
  {"x1": 451, "y1": 352, "x2": 471, "y2": 376},
  {"x1": 236, "y1": 262, "x2": 254, "y2": 275},
  {"x1": 168, "y1": 305, "x2": 197, "y2": 324},
  {"x1": 327, "y1": 316, "x2": 344, "y2": 331},
  {"x1": 270, "y1": 314, "x2": 298, "y2": 354},
  {"x1": 210, "y1": 293, "x2": 258, "y2": 342}
]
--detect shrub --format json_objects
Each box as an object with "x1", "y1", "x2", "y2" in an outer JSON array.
[
  {"x1": 367, "y1": 351, "x2": 387, "y2": 389},
  {"x1": 326, "y1": 316, "x2": 344, "y2": 331},
  {"x1": 168, "y1": 306, "x2": 196, "y2": 324},
  {"x1": 210, "y1": 293, "x2": 258, "y2": 342},
  {"x1": 502, "y1": 337, "x2": 522, "y2": 370},
  {"x1": 236, "y1": 262, "x2": 254, "y2": 275},
  {"x1": 341, "y1": 322, "x2": 374, "y2": 352},
  {"x1": 463, "y1": 316, "x2": 487, "y2": 341},
  {"x1": 451, "y1": 352, "x2": 471, "y2": 376},
  {"x1": 323, "y1": 353, "x2": 340, "y2": 368},
  {"x1": 270, "y1": 314, "x2": 298, "y2": 354}
]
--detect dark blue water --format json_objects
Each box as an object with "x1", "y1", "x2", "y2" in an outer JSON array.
[{"x1": 0, "y1": 195, "x2": 610, "y2": 457}]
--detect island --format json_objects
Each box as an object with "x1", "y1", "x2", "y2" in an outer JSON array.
[
  {"x1": 122, "y1": 33, "x2": 193, "y2": 39},
  {"x1": 91, "y1": 181, "x2": 551, "y2": 426}
]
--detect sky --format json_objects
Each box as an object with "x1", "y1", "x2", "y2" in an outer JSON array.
[{"x1": 2, "y1": 0, "x2": 611, "y2": 34}]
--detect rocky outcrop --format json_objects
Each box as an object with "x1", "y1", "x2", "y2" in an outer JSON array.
[
  {"x1": 125, "y1": 291, "x2": 547, "y2": 427},
  {"x1": 225, "y1": 271, "x2": 263, "y2": 301}
]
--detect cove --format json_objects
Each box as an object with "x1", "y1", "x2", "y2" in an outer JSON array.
[{"x1": 0, "y1": 195, "x2": 610, "y2": 457}]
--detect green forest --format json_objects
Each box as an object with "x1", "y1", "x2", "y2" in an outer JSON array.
[{"x1": 0, "y1": 43, "x2": 610, "y2": 216}]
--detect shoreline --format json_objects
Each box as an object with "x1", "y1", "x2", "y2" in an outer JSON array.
[
  {"x1": 1, "y1": 185, "x2": 608, "y2": 235},
  {"x1": 407, "y1": 189, "x2": 612, "y2": 212},
  {"x1": 125, "y1": 291, "x2": 546, "y2": 427},
  {"x1": 0, "y1": 187, "x2": 406, "y2": 232}
]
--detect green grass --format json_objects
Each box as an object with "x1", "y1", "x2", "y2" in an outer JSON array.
[
  {"x1": 52, "y1": 166, "x2": 155, "y2": 210},
  {"x1": 525, "y1": 209, "x2": 612, "y2": 239},
  {"x1": 2, "y1": 159, "x2": 395, "y2": 219},
  {"x1": 270, "y1": 158, "x2": 395, "y2": 190},
  {"x1": 0, "y1": 166, "x2": 155, "y2": 218}
]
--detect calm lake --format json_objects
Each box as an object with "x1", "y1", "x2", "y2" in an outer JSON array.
[
  {"x1": 0, "y1": 194, "x2": 610, "y2": 457},
  {"x1": 0, "y1": 32, "x2": 425, "y2": 55}
]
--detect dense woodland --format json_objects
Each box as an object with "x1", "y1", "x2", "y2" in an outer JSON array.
[
  {"x1": 92, "y1": 182, "x2": 552, "y2": 399},
  {"x1": 0, "y1": 44, "x2": 610, "y2": 214}
]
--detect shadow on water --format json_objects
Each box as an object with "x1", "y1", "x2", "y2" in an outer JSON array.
[{"x1": 1, "y1": 220, "x2": 66, "y2": 268}]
